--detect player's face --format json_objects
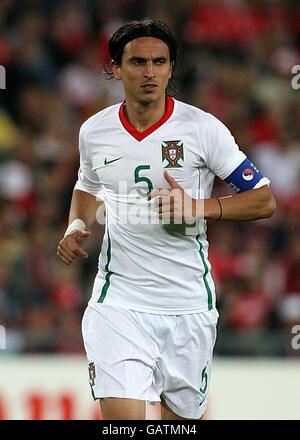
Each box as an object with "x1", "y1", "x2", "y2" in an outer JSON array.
[{"x1": 113, "y1": 37, "x2": 173, "y2": 105}]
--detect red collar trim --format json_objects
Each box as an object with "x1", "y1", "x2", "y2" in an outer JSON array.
[{"x1": 119, "y1": 96, "x2": 174, "y2": 142}]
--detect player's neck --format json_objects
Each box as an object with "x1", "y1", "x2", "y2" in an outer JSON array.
[{"x1": 123, "y1": 95, "x2": 166, "y2": 132}]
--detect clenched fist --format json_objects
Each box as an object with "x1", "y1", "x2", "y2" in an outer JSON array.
[{"x1": 57, "y1": 229, "x2": 91, "y2": 265}]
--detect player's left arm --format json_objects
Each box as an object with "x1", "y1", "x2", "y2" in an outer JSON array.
[
  {"x1": 148, "y1": 169, "x2": 276, "y2": 222},
  {"x1": 201, "y1": 156, "x2": 276, "y2": 221},
  {"x1": 202, "y1": 183, "x2": 276, "y2": 221}
]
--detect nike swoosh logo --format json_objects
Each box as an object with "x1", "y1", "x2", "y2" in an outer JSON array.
[
  {"x1": 199, "y1": 396, "x2": 207, "y2": 407},
  {"x1": 104, "y1": 157, "x2": 123, "y2": 166}
]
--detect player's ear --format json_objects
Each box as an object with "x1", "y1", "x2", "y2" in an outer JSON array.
[
  {"x1": 168, "y1": 61, "x2": 174, "y2": 80},
  {"x1": 112, "y1": 61, "x2": 121, "y2": 80}
]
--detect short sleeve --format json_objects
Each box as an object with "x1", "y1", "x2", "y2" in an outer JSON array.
[
  {"x1": 202, "y1": 114, "x2": 246, "y2": 180},
  {"x1": 74, "y1": 124, "x2": 104, "y2": 200}
]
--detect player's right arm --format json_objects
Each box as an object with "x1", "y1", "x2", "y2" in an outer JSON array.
[
  {"x1": 57, "y1": 190, "x2": 103, "y2": 265},
  {"x1": 57, "y1": 121, "x2": 104, "y2": 265}
]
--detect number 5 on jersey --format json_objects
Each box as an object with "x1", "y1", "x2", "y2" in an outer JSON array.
[{"x1": 135, "y1": 165, "x2": 153, "y2": 197}]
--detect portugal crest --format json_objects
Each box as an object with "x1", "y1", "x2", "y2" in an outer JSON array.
[
  {"x1": 88, "y1": 362, "x2": 96, "y2": 387},
  {"x1": 162, "y1": 140, "x2": 184, "y2": 168}
]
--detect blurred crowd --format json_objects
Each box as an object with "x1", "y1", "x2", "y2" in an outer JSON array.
[{"x1": 0, "y1": 0, "x2": 300, "y2": 356}]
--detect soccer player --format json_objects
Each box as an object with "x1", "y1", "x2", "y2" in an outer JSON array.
[{"x1": 57, "y1": 19, "x2": 276, "y2": 420}]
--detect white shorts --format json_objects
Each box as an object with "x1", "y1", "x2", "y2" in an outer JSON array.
[{"x1": 82, "y1": 304, "x2": 219, "y2": 419}]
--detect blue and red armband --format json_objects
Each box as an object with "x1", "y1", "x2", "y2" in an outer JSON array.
[{"x1": 224, "y1": 158, "x2": 268, "y2": 193}]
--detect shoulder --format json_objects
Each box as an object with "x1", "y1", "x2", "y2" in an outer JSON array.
[
  {"x1": 173, "y1": 99, "x2": 226, "y2": 132},
  {"x1": 173, "y1": 99, "x2": 231, "y2": 147},
  {"x1": 79, "y1": 103, "x2": 122, "y2": 136}
]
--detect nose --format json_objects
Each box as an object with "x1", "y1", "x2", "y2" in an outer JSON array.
[{"x1": 144, "y1": 60, "x2": 155, "y2": 79}]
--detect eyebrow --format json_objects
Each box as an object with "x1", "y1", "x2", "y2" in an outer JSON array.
[{"x1": 128, "y1": 56, "x2": 168, "y2": 62}]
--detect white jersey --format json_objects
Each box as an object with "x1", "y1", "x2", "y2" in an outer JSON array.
[{"x1": 74, "y1": 97, "x2": 249, "y2": 314}]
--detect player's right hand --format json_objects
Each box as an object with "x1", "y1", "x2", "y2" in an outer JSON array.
[{"x1": 57, "y1": 229, "x2": 91, "y2": 265}]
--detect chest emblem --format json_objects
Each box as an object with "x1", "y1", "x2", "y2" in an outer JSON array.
[{"x1": 162, "y1": 140, "x2": 184, "y2": 168}]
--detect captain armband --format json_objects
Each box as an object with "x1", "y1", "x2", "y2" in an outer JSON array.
[{"x1": 224, "y1": 158, "x2": 270, "y2": 193}]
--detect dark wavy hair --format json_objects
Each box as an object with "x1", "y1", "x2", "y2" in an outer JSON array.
[{"x1": 107, "y1": 18, "x2": 178, "y2": 95}]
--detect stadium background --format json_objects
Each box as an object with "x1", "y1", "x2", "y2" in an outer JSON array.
[{"x1": 0, "y1": 0, "x2": 299, "y2": 419}]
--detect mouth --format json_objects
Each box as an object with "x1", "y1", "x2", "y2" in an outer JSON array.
[{"x1": 141, "y1": 84, "x2": 158, "y2": 91}]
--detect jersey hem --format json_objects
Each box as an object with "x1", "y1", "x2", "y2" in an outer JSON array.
[
  {"x1": 88, "y1": 298, "x2": 215, "y2": 315},
  {"x1": 90, "y1": 387, "x2": 160, "y2": 401}
]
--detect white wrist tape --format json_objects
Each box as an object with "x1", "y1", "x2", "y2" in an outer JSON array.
[{"x1": 64, "y1": 219, "x2": 87, "y2": 238}]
